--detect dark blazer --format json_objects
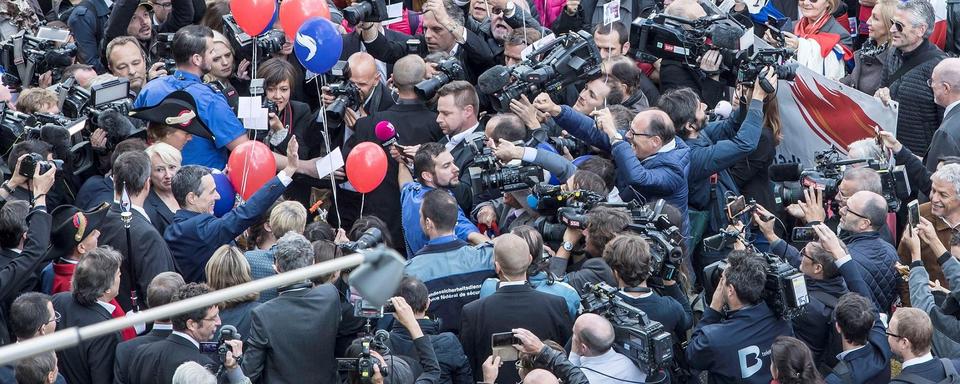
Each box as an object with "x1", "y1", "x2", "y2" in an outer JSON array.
[
  {"x1": 74, "y1": 175, "x2": 113, "y2": 211},
  {"x1": 99, "y1": 203, "x2": 177, "y2": 311},
  {"x1": 924, "y1": 105, "x2": 960, "y2": 172},
  {"x1": 113, "y1": 327, "x2": 172, "y2": 384},
  {"x1": 127, "y1": 333, "x2": 217, "y2": 384},
  {"x1": 143, "y1": 190, "x2": 175, "y2": 236},
  {"x1": 363, "y1": 28, "x2": 497, "y2": 82},
  {"x1": 242, "y1": 284, "x2": 344, "y2": 384},
  {"x1": 0, "y1": 209, "x2": 52, "y2": 345},
  {"x1": 52, "y1": 293, "x2": 121, "y2": 384},
  {"x1": 893, "y1": 358, "x2": 960, "y2": 383},
  {"x1": 459, "y1": 283, "x2": 573, "y2": 384},
  {"x1": 336, "y1": 100, "x2": 444, "y2": 251},
  {"x1": 164, "y1": 177, "x2": 287, "y2": 283}
]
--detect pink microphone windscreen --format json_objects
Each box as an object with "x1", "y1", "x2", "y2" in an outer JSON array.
[{"x1": 375, "y1": 121, "x2": 396, "y2": 142}]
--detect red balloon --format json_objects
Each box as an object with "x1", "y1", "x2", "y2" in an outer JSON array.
[
  {"x1": 279, "y1": 0, "x2": 332, "y2": 40},
  {"x1": 346, "y1": 143, "x2": 388, "y2": 194},
  {"x1": 231, "y1": 0, "x2": 277, "y2": 36},
  {"x1": 227, "y1": 141, "x2": 277, "y2": 200}
]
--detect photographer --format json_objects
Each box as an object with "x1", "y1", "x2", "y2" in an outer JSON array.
[
  {"x1": 128, "y1": 283, "x2": 247, "y2": 384},
  {"x1": 551, "y1": 206, "x2": 621, "y2": 295},
  {"x1": 491, "y1": 327, "x2": 589, "y2": 384},
  {"x1": 322, "y1": 52, "x2": 394, "y2": 135},
  {"x1": 105, "y1": 36, "x2": 168, "y2": 97},
  {"x1": 810, "y1": 224, "x2": 892, "y2": 384},
  {"x1": 3, "y1": 142, "x2": 70, "y2": 209},
  {"x1": 103, "y1": 0, "x2": 194, "y2": 62},
  {"x1": 686, "y1": 250, "x2": 794, "y2": 384},
  {"x1": 462, "y1": 0, "x2": 546, "y2": 65},
  {"x1": 897, "y1": 164, "x2": 960, "y2": 293},
  {"x1": 901, "y1": 219, "x2": 960, "y2": 362},
  {"x1": 533, "y1": 95, "x2": 690, "y2": 235},
  {"x1": 256, "y1": 58, "x2": 313, "y2": 156},
  {"x1": 568, "y1": 313, "x2": 646, "y2": 383},
  {"x1": 605, "y1": 233, "x2": 693, "y2": 343}
]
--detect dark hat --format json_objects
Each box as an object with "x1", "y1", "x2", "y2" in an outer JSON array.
[
  {"x1": 50, "y1": 203, "x2": 109, "y2": 255},
  {"x1": 137, "y1": 0, "x2": 153, "y2": 10},
  {"x1": 129, "y1": 91, "x2": 215, "y2": 141}
]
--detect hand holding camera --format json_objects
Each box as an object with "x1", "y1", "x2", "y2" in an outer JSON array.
[
  {"x1": 752, "y1": 67, "x2": 779, "y2": 101},
  {"x1": 751, "y1": 204, "x2": 778, "y2": 242},
  {"x1": 812, "y1": 224, "x2": 845, "y2": 260},
  {"x1": 222, "y1": 339, "x2": 243, "y2": 370},
  {"x1": 488, "y1": 138, "x2": 523, "y2": 163},
  {"x1": 709, "y1": 274, "x2": 727, "y2": 311},
  {"x1": 148, "y1": 62, "x2": 169, "y2": 80},
  {"x1": 390, "y1": 297, "x2": 424, "y2": 339},
  {"x1": 917, "y1": 216, "x2": 946, "y2": 257}
]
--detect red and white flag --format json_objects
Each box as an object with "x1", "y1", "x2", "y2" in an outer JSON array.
[{"x1": 775, "y1": 66, "x2": 899, "y2": 166}]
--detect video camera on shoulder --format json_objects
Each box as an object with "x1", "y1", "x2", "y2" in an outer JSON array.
[
  {"x1": 415, "y1": 57, "x2": 465, "y2": 101},
  {"x1": 337, "y1": 332, "x2": 392, "y2": 384},
  {"x1": 703, "y1": 252, "x2": 809, "y2": 320},
  {"x1": 580, "y1": 282, "x2": 674, "y2": 378},
  {"x1": 339, "y1": 228, "x2": 384, "y2": 253},
  {"x1": 0, "y1": 27, "x2": 76, "y2": 88},
  {"x1": 353, "y1": 296, "x2": 396, "y2": 318}
]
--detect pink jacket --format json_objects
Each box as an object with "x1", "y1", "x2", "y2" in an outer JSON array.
[{"x1": 535, "y1": 0, "x2": 566, "y2": 28}]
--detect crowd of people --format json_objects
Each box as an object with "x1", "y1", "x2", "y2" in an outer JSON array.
[{"x1": 0, "y1": 0, "x2": 959, "y2": 382}]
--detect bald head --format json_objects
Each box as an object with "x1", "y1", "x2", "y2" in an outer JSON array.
[
  {"x1": 494, "y1": 234, "x2": 532, "y2": 279},
  {"x1": 574, "y1": 313, "x2": 616, "y2": 355},
  {"x1": 523, "y1": 369, "x2": 560, "y2": 384},
  {"x1": 394, "y1": 54, "x2": 427, "y2": 94},
  {"x1": 665, "y1": 0, "x2": 706, "y2": 19},
  {"x1": 849, "y1": 191, "x2": 888, "y2": 231},
  {"x1": 348, "y1": 52, "x2": 380, "y2": 99},
  {"x1": 933, "y1": 58, "x2": 960, "y2": 107}
]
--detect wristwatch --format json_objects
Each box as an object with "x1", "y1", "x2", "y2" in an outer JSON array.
[
  {"x1": 562, "y1": 241, "x2": 574, "y2": 251},
  {"x1": 609, "y1": 133, "x2": 624, "y2": 146}
]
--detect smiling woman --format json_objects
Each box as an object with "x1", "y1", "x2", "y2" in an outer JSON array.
[{"x1": 765, "y1": 0, "x2": 853, "y2": 80}]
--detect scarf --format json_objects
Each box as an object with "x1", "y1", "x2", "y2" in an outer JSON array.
[
  {"x1": 794, "y1": 14, "x2": 853, "y2": 59},
  {"x1": 52, "y1": 262, "x2": 137, "y2": 341}
]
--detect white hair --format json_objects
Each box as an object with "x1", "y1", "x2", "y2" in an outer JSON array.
[
  {"x1": 172, "y1": 361, "x2": 216, "y2": 384},
  {"x1": 847, "y1": 138, "x2": 883, "y2": 162},
  {"x1": 933, "y1": 163, "x2": 960, "y2": 197}
]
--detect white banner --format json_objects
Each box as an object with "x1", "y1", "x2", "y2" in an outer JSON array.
[{"x1": 774, "y1": 66, "x2": 899, "y2": 166}]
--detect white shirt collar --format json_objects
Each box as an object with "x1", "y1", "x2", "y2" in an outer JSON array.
[
  {"x1": 97, "y1": 300, "x2": 116, "y2": 314},
  {"x1": 5, "y1": 248, "x2": 21, "y2": 254},
  {"x1": 172, "y1": 331, "x2": 200, "y2": 349},
  {"x1": 836, "y1": 344, "x2": 867, "y2": 360},
  {"x1": 445, "y1": 123, "x2": 480, "y2": 152},
  {"x1": 498, "y1": 280, "x2": 527, "y2": 287},
  {"x1": 902, "y1": 352, "x2": 935, "y2": 369},
  {"x1": 946, "y1": 99, "x2": 960, "y2": 118},
  {"x1": 644, "y1": 138, "x2": 677, "y2": 161},
  {"x1": 59, "y1": 258, "x2": 79, "y2": 265},
  {"x1": 152, "y1": 323, "x2": 173, "y2": 330}
]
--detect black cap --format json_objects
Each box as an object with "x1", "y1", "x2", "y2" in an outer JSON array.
[
  {"x1": 129, "y1": 90, "x2": 214, "y2": 141},
  {"x1": 50, "y1": 203, "x2": 110, "y2": 255}
]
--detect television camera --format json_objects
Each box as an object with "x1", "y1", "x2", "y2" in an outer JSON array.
[{"x1": 703, "y1": 251, "x2": 810, "y2": 320}]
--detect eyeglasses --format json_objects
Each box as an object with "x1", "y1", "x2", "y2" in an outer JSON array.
[
  {"x1": 151, "y1": 1, "x2": 173, "y2": 7},
  {"x1": 886, "y1": 331, "x2": 903, "y2": 339},
  {"x1": 891, "y1": 19, "x2": 906, "y2": 32},
  {"x1": 625, "y1": 129, "x2": 656, "y2": 140},
  {"x1": 841, "y1": 205, "x2": 870, "y2": 222},
  {"x1": 200, "y1": 314, "x2": 219, "y2": 323}
]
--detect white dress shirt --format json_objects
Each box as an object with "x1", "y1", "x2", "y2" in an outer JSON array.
[{"x1": 569, "y1": 348, "x2": 647, "y2": 384}]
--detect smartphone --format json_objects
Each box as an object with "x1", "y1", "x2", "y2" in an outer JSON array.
[
  {"x1": 792, "y1": 226, "x2": 818, "y2": 243},
  {"x1": 726, "y1": 196, "x2": 747, "y2": 220},
  {"x1": 908, "y1": 200, "x2": 920, "y2": 228},
  {"x1": 491, "y1": 332, "x2": 521, "y2": 361}
]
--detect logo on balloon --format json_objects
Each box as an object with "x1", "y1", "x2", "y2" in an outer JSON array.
[{"x1": 295, "y1": 32, "x2": 317, "y2": 61}]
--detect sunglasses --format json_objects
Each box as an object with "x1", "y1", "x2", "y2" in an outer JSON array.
[{"x1": 891, "y1": 19, "x2": 906, "y2": 32}]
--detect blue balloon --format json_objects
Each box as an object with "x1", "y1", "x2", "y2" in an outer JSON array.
[
  {"x1": 211, "y1": 171, "x2": 237, "y2": 218},
  {"x1": 548, "y1": 155, "x2": 595, "y2": 185},
  {"x1": 293, "y1": 17, "x2": 342, "y2": 74},
  {"x1": 258, "y1": 2, "x2": 279, "y2": 35}
]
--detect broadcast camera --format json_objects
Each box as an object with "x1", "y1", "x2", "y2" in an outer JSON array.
[
  {"x1": 527, "y1": 183, "x2": 606, "y2": 242},
  {"x1": 152, "y1": 33, "x2": 176, "y2": 71},
  {"x1": 325, "y1": 61, "x2": 363, "y2": 122},
  {"x1": 631, "y1": 12, "x2": 746, "y2": 69},
  {"x1": 703, "y1": 252, "x2": 809, "y2": 320},
  {"x1": 479, "y1": 30, "x2": 602, "y2": 112},
  {"x1": 340, "y1": 228, "x2": 384, "y2": 253},
  {"x1": 548, "y1": 136, "x2": 591, "y2": 158},
  {"x1": 736, "y1": 48, "x2": 798, "y2": 90},
  {"x1": 337, "y1": 332, "x2": 392, "y2": 384},
  {"x1": 60, "y1": 78, "x2": 134, "y2": 132},
  {"x1": 343, "y1": 0, "x2": 390, "y2": 26},
  {"x1": 770, "y1": 147, "x2": 910, "y2": 212},
  {"x1": 415, "y1": 57, "x2": 465, "y2": 100},
  {"x1": 222, "y1": 15, "x2": 287, "y2": 62},
  {"x1": 467, "y1": 145, "x2": 544, "y2": 197},
  {"x1": 580, "y1": 282, "x2": 673, "y2": 378},
  {"x1": 0, "y1": 28, "x2": 77, "y2": 88}
]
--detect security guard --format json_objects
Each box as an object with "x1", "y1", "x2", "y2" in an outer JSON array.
[{"x1": 133, "y1": 25, "x2": 246, "y2": 170}]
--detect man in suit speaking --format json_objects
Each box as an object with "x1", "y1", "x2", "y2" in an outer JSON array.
[{"x1": 924, "y1": 58, "x2": 960, "y2": 171}]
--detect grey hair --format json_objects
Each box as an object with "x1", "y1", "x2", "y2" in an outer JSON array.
[
  {"x1": 172, "y1": 165, "x2": 212, "y2": 207},
  {"x1": 933, "y1": 163, "x2": 960, "y2": 197},
  {"x1": 847, "y1": 138, "x2": 884, "y2": 163},
  {"x1": 172, "y1": 361, "x2": 216, "y2": 384},
  {"x1": 274, "y1": 232, "x2": 315, "y2": 273},
  {"x1": 897, "y1": 0, "x2": 936, "y2": 38},
  {"x1": 842, "y1": 167, "x2": 883, "y2": 195}
]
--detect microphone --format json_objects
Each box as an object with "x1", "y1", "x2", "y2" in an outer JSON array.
[
  {"x1": 712, "y1": 100, "x2": 733, "y2": 119},
  {"x1": 375, "y1": 120, "x2": 398, "y2": 147},
  {"x1": 477, "y1": 65, "x2": 512, "y2": 95},
  {"x1": 97, "y1": 109, "x2": 140, "y2": 145},
  {"x1": 709, "y1": 24, "x2": 743, "y2": 51},
  {"x1": 768, "y1": 163, "x2": 803, "y2": 182}
]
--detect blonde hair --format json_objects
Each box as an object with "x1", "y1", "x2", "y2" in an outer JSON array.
[
  {"x1": 145, "y1": 142, "x2": 182, "y2": 167},
  {"x1": 205, "y1": 245, "x2": 258, "y2": 307},
  {"x1": 872, "y1": 0, "x2": 898, "y2": 43},
  {"x1": 15, "y1": 88, "x2": 58, "y2": 114},
  {"x1": 269, "y1": 201, "x2": 307, "y2": 238}
]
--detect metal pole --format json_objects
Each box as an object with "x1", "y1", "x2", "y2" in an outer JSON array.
[{"x1": 0, "y1": 253, "x2": 365, "y2": 366}]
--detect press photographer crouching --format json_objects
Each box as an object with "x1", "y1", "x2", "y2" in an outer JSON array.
[{"x1": 551, "y1": 206, "x2": 621, "y2": 294}]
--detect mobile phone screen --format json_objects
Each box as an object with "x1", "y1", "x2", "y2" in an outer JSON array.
[{"x1": 792, "y1": 226, "x2": 818, "y2": 242}]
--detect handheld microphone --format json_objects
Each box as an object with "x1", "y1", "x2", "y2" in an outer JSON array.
[{"x1": 375, "y1": 120, "x2": 398, "y2": 147}]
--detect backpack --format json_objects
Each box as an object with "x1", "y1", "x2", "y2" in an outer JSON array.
[
  {"x1": 812, "y1": 290, "x2": 844, "y2": 373},
  {"x1": 891, "y1": 359, "x2": 960, "y2": 384}
]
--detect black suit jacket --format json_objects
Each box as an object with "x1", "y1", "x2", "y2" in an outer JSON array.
[
  {"x1": 53, "y1": 293, "x2": 120, "y2": 384},
  {"x1": 0, "y1": 209, "x2": 52, "y2": 345},
  {"x1": 336, "y1": 100, "x2": 444, "y2": 252},
  {"x1": 98, "y1": 203, "x2": 177, "y2": 311},
  {"x1": 459, "y1": 284, "x2": 573, "y2": 384},
  {"x1": 363, "y1": 28, "x2": 497, "y2": 82},
  {"x1": 127, "y1": 333, "x2": 216, "y2": 384},
  {"x1": 143, "y1": 190, "x2": 175, "y2": 237},
  {"x1": 242, "y1": 284, "x2": 345, "y2": 384},
  {"x1": 893, "y1": 358, "x2": 960, "y2": 383},
  {"x1": 113, "y1": 327, "x2": 173, "y2": 384}
]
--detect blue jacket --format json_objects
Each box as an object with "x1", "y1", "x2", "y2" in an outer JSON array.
[
  {"x1": 164, "y1": 176, "x2": 287, "y2": 283},
  {"x1": 478, "y1": 272, "x2": 582, "y2": 319},
  {"x1": 553, "y1": 106, "x2": 690, "y2": 234},
  {"x1": 67, "y1": 0, "x2": 109, "y2": 72},
  {"x1": 403, "y1": 237, "x2": 495, "y2": 334},
  {"x1": 825, "y1": 257, "x2": 892, "y2": 384},
  {"x1": 401, "y1": 182, "x2": 480, "y2": 257},
  {"x1": 686, "y1": 302, "x2": 793, "y2": 383},
  {"x1": 134, "y1": 70, "x2": 247, "y2": 169},
  {"x1": 685, "y1": 100, "x2": 763, "y2": 232},
  {"x1": 74, "y1": 175, "x2": 113, "y2": 211},
  {"x1": 844, "y1": 231, "x2": 899, "y2": 313},
  {"x1": 388, "y1": 318, "x2": 473, "y2": 384}
]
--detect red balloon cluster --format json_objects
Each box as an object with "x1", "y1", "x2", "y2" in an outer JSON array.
[
  {"x1": 230, "y1": 0, "x2": 277, "y2": 36},
  {"x1": 279, "y1": 0, "x2": 332, "y2": 39}
]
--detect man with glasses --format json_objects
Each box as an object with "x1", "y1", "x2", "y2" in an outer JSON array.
[
  {"x1": 873, "y1": 0, "x2": 946, "y2": 157},
  {"x1": 127, "y1": 283, "x2": 247, "y2": 384},
  {"x1": 834, "y1": 191, "x2": 900, "y2": 315},
  {"x1": 898, "y1": 163, "x2": 960, "y2": 294},
  {"x1": 1, "y1": 293, "x2": 66, "y2": 383},
  {"x1": 887, "y1": 308, "x2": 960, "y2": 382},
  {"x1": 788, "y1": 167, "x2": 895, "y2": 245},
  {"x1": 923, "y1": 58, "x2": 960, "y2": 172}
]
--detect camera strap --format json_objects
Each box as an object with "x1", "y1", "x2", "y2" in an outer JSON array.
[
  {"x1": 621, "y1": 286, "x2": 652, "y2": 293},
  {"x1": 882, "y1": 48, "x2": 940, "y2": 88}
]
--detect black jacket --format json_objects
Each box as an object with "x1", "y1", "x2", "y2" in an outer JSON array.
[
  {"x1": 892, "y1": 358, "x2": 960, "y2": 383},
  {"x1": 53, "y1": 293, "x2": 121, "y2": 384},
  {"x1": 389, "y1": 319, "x2": 472, "y2": 384},
  {"x1": 363, "y1": 28, "x2": 497, "y2": 82},
  {"x1": 729, "y1": 126, "x2": 777, "y2": 212},
  {"x1": 242, "y1": 284, "x2": 346, "y2": 384},
  {"x1": 549, "y1": 256, "x2": 617, "y2": 296},
  {"x1": 98, "y1": 202, "x2": 177, "y2": 311},
  {"x1": 792, "y1": 277, "x2": 847, "y2": 365},
  {"x1": 884, "y1": 40, "x2": 946, "y2": 157},
  {"x1": 113, "y1": 327, "x2": 172, "y2": 384},
  {"x1": 103, "y1": 0, "x2": 193, "y2": 61},
  {"x1": 0, "y1": 208, "x2": 52, "y2": 345},
  {"x1": 127, "y1": 333, "x2": 217, "y2": 384},
  {"x1": 143, "y1": 190, "x2": 175, "y2": 236},
  {"x1": 459, "y1": 283, "x2": 573, "y2": 384},
  {"x1": 532, "y1": 346, "x2": 589, "y2": 384},
  {"x1": 948, "y1": 0, "x2": 960, "y2": 55}
]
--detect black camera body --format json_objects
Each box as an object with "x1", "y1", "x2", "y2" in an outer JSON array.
[
  {"x1": 343, "y1": 0, "x2": 390, "y2": 26},
  {"x1": 415, "y1": 57, "x2": 466, "y2": 100},
  {"x1": 18, "y1": 152, "x2": 63, "y2": 178},
  {"x1": 481, "y1": 30, "x2": 602, "y2": 112},
  {"x1": 337, "y1": 333, "x2": 391, "y2": 384},
  {"x1": 735, "y1": 48, "x2": 798, "y2": 92},
  {"x1": 161, "y1": 58, "x2": 177, "y2": 75},
  {"x1": 263, "y1": 99, "x2": 280, "y2": 116},
  {"x1": 215, "y1": 325, "x2": 240, "y2": 363},
  {"x1": 340, "y1": 228, "x2": 384, "y2": 253},
  {"x1": 325, "y1": 61, "x2": 363, "y2": 121},
  {"x1": 0, "y1": 30, "x2": 77, "y2": 88},
  {"x1": 580, "y1": 282, "x2": 674, "y2": 377},
  {"x1": 703, "y1": 252, "x2": 809, "y2": 320},
  {"x1": 467, "y1": 148, "x2": 544, "y2": 197},
  {"x1": 631, "y1": 13, "x2": 745, "y2": 69},
  {"x1": 222, "y1": 15, "x2": 287, "y2": 62},
  {"x1": 548, "y1": 136, "x2": 590, "y2": 158}
]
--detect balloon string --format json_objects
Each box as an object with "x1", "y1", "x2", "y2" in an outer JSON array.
[
  {"x1": 315, "y1": 77, "x2": 343, "y2": 227},
  {"x1": 241, "y1": 150, "x2": 251, "y2": 202},
  {"x1": 360, "y1": 193, "x2": 365, "y2": 218}
]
